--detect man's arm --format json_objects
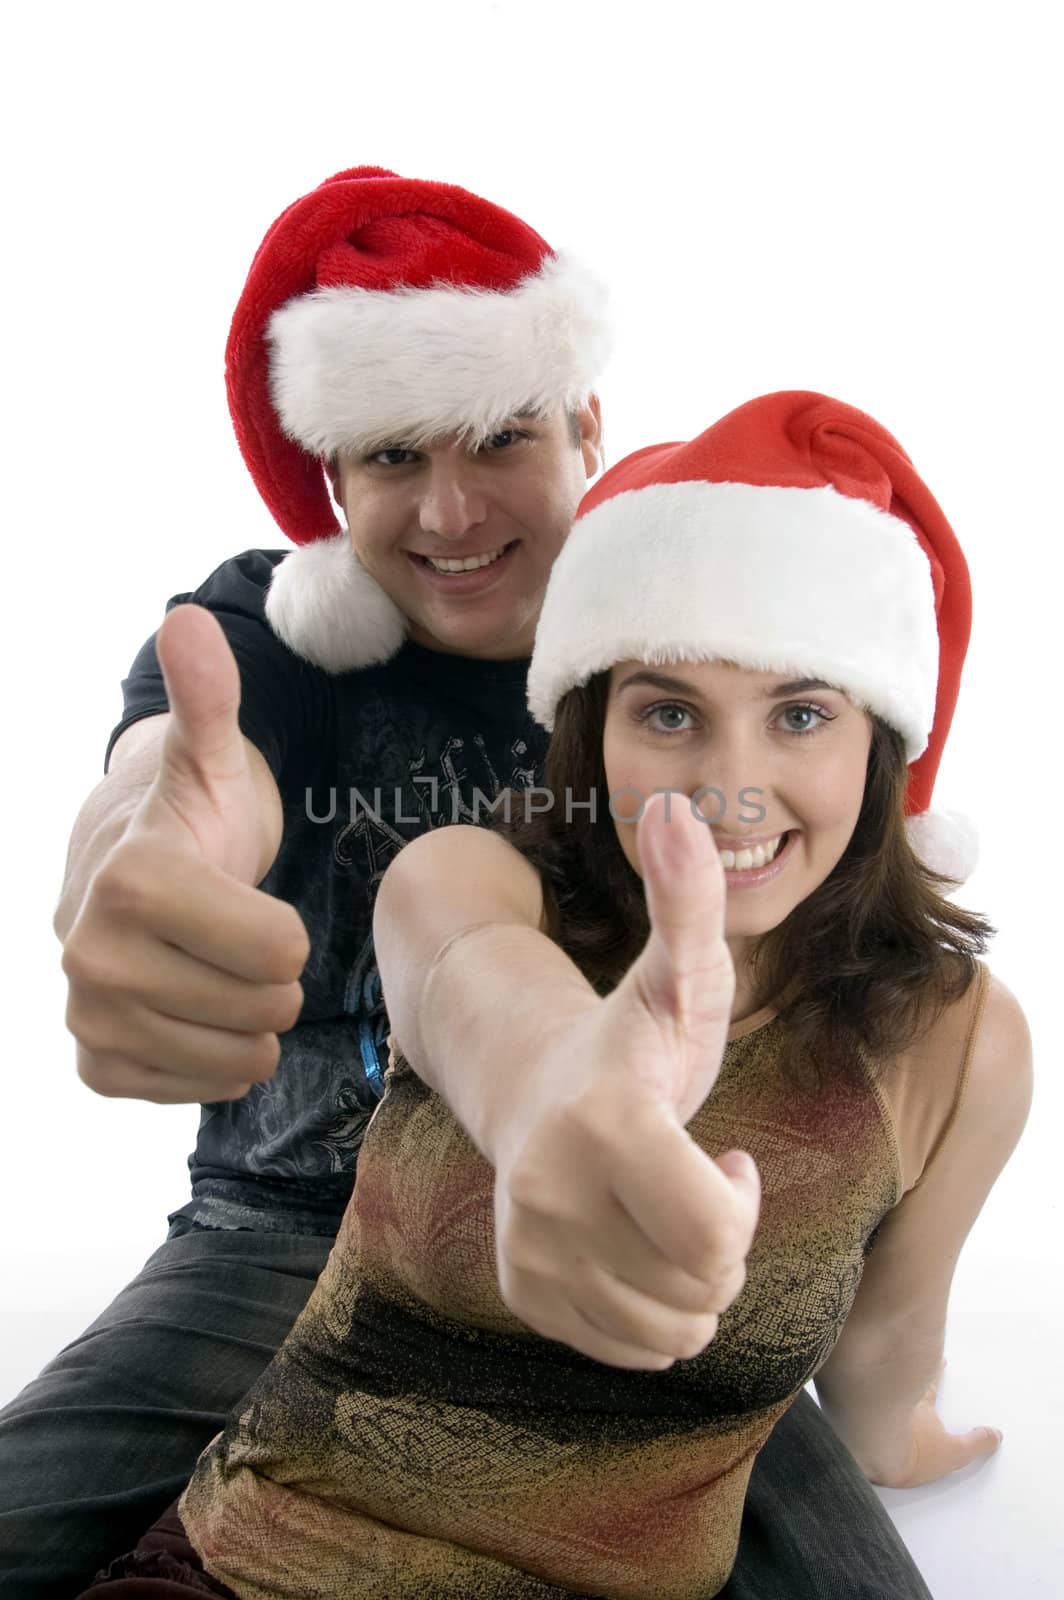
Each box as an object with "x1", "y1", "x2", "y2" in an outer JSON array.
[
  {"x1": 373, "y1": 800, "x2": 760, "y2": 1372},
  {"x1": 813, "y1": 975, "x2": 1033, "y2": 1485},
  {"x1": 57, "y1": 604, "x2": 308, "y2": 1105}
]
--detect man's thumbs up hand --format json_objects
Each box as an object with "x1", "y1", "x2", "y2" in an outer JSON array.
[
  {"x1": 61, "y1": 606, "x2": 309, "y2": 1104},
  {"x1": 144, "y1": 603, "x2": 263, "y2": 881}
]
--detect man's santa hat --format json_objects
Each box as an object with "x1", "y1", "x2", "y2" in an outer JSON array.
[
  {"x1": 527, "y1": 391, "x2": 977, "y2": 882},
  {"x1": 226, "y1": 164, "x2": 610, "y2": 673}
]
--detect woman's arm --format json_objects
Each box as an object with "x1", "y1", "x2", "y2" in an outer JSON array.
[
  {"x1": 813, "y1": 974, "x2": 1033, "y2": 1485},
  {"x1": 372, "y1": 802, "x2": 760, "y2": 1371},
  {"x1": 371, "y1": 823, "x2": 598, "y2": 1160}
]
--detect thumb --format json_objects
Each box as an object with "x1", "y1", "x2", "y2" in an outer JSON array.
[
  {"x1": 633, "y1": 790, "x2": 733, "y2": 1025},
  {"x1": 155, "y1": 604, "x2": 246, "y2": 788},
  {"x1": 715, "y1": 1148, "x2": 760, "y2": 1193},
  {"x1": 957, "y1": 1425, "x2": 1005, "y2": 1467},
  {"x1": 911, "y1": 1423, "x2": 1004, "y2": 1487},
  {"x1": 714, "y1": 1148, "x2": 762, "y2": 1232}
]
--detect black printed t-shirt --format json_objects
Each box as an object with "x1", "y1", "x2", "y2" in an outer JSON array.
[{"x1": 108, "y1": 549, "x2": 547, "y2": 1236}]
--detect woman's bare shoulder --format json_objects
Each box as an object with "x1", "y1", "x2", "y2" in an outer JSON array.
[
  {"x1": 962, "y1": 970, "x2": 1033, "y2": 1121},
  {"x1": 918, "y1": 967, "x2": 1029, "y2": 1081},
  {"x1": 880, "y1": 967, "x2": 1032, "y2": 1191}
]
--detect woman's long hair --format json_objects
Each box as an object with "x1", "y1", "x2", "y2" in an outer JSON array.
[{"x1": 496, "y1": 670, "x2": 993, "y2": 1088}]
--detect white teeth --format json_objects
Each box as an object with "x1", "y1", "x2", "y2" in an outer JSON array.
[
  {"x1": 425, "y1": 544, "x2": 508, "y2": 573},
  {"x1": 719, "y1": 834, "x2": 786, "y2": 871}
]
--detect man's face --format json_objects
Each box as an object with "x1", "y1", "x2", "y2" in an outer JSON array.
[{"x1": 329, "y1": 403, "x2": 601, "y2": 659}]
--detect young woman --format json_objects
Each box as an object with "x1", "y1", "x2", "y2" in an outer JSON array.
[{"x1": 80, "y1": 392, "x2": 1032, "y2": 1599}]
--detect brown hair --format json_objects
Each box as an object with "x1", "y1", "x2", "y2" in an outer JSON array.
[{"x1": 496, "y1": 670, "x2": 993, "y2": 1089}]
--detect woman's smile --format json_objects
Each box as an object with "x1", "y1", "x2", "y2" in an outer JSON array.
[{"x1": 714, "y1": 828, "x2": 797, "y2": 887}]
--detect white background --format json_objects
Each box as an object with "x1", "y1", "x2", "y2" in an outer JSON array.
[{"x1": 1, "y1": 2, "x2": 1060, "y2": 1594}]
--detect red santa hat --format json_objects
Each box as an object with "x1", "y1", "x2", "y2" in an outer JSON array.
[
  {"x1": 227, "y1": 164, "x2": 610, "y2": 672},
  {"x1": 527, "y1": 391, "x2": 977, "y2": 882}
]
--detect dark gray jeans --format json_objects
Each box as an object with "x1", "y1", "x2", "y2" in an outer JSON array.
[{"x1": 0, "y1": 1227, "x2": 932, "y2": 1599}]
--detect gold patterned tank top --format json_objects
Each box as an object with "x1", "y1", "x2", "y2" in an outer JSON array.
[{"x1": 180, "y1": 1005, "x2": 902, "y2": 1600}]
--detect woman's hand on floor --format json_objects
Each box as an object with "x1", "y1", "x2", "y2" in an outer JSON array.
[
  {"x1": 866, "y1": 1359, "x2": 1004, "y2": 1487},
  {"x1": 492, "y1": 793, "x2": 761, "y2": 1370}
]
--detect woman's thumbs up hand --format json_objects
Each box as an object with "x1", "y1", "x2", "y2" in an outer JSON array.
[{"x1": 493, "y1": 793, "x2": 760, "y2": 1369}]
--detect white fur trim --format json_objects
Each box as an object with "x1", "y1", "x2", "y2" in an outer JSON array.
[
  {"x1": 905, "y1": 809, "x2": 979, "y2": 884},
  {"x1": 266, "y1": 253, "x2": 610, "y2": 455},
  {"x1": 264, "y1": 535, "x2": 407, "y2": 672},
  {"x1": 527, "y1": 481, "x2": 939, "y2": 751}
]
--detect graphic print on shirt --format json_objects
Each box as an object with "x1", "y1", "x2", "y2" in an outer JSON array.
[{"x1": 339, "y1": 731, "x2": 539, "y2": 1109}]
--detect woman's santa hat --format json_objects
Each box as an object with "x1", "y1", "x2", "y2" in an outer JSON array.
[
  {"x1": 527, "y1": 391, "x2": 977, "y2": 882},
  {"x1": 227, "y1": 164, "x2": 610, "y2": 673}
]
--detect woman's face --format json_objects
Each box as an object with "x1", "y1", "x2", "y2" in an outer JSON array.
[{"x1": 602, "y1": 659, "x2": 874, "y2": 948}]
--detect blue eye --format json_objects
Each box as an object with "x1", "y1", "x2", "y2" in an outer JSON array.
[
  {"x1": 779, "y1": 703, "x2": 834, "y2": 735},
  {"x1": 638, "y1": 702, "x2": 694, "y2": 734}
]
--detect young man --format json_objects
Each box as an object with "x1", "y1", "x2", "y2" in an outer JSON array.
[{"x1": 0, "y1": 166, "x2": 931, "y2": 1599}]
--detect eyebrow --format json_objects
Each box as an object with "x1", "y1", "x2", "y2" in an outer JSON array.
[{"x1": 614, "y1": 670, "x2": 840, "y2": 698}]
